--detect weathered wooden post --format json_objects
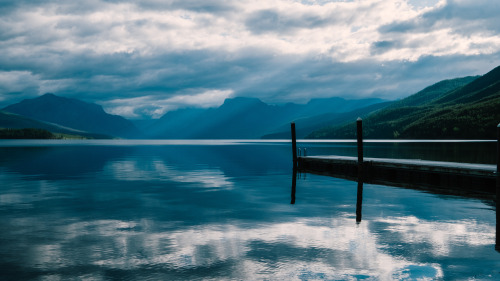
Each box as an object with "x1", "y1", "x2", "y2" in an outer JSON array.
[
  {"x1": 356, "y1": 118, "x2": 364, "y2": 223},
  {"x1": 291, "y1": 122, "x2": 297, "y2": 166},
  {"x1": 496, "y1": 123, "x2": 499, "y2": 252},
  {"x1": 497, "y1": 123, "x2": 500, "y2": 202},
  {"x1": 357, "y1": 118, "x2": 363, "y2": 172}
]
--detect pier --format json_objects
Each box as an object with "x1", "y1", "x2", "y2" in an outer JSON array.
[
  {"x1": 298, "y1": 155, "x2": 496, "y2": 198},
  {"x1": 291, "y1": 120, "x2": 500, "y2": 253},
  {"x1": 291, "y1": 120, "x2": 500, "y2": 199}
]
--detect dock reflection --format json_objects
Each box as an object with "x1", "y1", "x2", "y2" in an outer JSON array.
[
  {"x1": 497, "y1": 202, "x2": 499, "y2": 252},
  {"x1": 290, "y1": 167, "x2": 365, "y2": 223},
  {"x1": 292, "y1": 168, "x2": 499, "y2": 252},
  {"x1": 356, "y1": 180, "x2": 363, "y2": 223},
  {"x1": 291, "y1": 167, "x2": 296, "y2": 205}
]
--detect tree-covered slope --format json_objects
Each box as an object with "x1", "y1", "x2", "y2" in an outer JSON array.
[
  {"x1": 432, "y1": 65, "x2": 500, "y2": 105},
  {"x1": 262, "y1": 101, "x2": 393, "y2": 139},
  {"x1": 0, "y1": 128, "x2": 55, "y2": 139},
  {"x1": 308, "y1": 67, "x2": 500, "y2": 139},
  {"x1": 0, "y1": 110, "x2": 112, "y2": 139},
  {"x1": 401, "y1": 91, "x2": 500, "y2": 139},
  {"x1": 387, "y1": 76, "x2": 478, "y2": 108}
]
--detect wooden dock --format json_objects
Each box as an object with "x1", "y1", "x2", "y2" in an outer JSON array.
[
  {"x1": 291, "y1": 120, "x2": 500, "y2": 200},
  {"x1": 298, "y1": 155, "x2": 497, "y2": 198},
  {"x1": 291, "y1": 120, "x2": 500, "y2": 252}
]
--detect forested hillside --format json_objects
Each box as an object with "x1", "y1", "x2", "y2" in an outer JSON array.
[
  {"x1": 0, "y1": 110, "x2": 111, "y2": 139},
  {"x1": 308, "y1": 65, "x2": 500, "y2": 139},
  {"x1": 0, "y1": 128, "x2": 55, "y2": 139}
]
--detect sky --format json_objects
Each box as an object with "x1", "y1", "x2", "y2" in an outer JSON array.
[{"x1": 1, "y1": 0, "x2": 500, "y2": 119}]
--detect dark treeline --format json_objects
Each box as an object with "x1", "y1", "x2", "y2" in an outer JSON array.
[{"x1": 0, "y1": 128, "x2": 56, "y2": 139}]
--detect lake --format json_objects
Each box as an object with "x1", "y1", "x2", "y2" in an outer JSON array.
[{"x1": 0, "y1": 140, "x2": 499, "y2": 280}]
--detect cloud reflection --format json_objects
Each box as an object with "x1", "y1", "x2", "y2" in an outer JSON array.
[
  {"x1": 0, "y1": 146, "x2": 498, "y2": 280},
  {"x1": 379, "y1": 216, "x2": 494, "y2": 256},
  {"x1": 22, "y1": 216, "x2": 494, "y2": 279},
  {"x1": 105, "y1": 159, "x2": 234, "y2": 190}
]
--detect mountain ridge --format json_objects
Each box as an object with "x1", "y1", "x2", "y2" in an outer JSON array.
[
  {"x1": 145, "y1": 96, "x2": 389, "y2": 139},
  {"x1": 308, "y1": 65, "x2": 500, "y2": 140},
  {"x1": 0, "y1": 110, "x2": 113, "y2": 139},
  {"x1": 2, "y1": 93, "x2": 140, "y2": 138}
]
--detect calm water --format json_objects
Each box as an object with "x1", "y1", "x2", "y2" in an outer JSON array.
[{"x1": 0, "y1": 140, "x2": 498, "y2": 280}]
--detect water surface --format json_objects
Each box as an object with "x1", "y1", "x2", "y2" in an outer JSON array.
[{"x1": 0, "y1": 140, "x2": 498, "y2": 280}]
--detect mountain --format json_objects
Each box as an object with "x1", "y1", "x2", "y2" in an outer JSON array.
[
  {"x1": 3, "y1": 93, "x2": 140, "y2": 138},
  {"x1": 386, "y1": 76, "x2": 479, "y2": 108},
  {"x1": 0, "y1": 110, "x2": 112, "y2": 139},
  {"x1": 308, "y1": 65, "x2": 500, "y2": 139},
  {"x1": 262, "y1": 101, "x2": 393, "y2": 139},
  {"x1": 147, "y1": 97, "x2": 284, "y2": 139},
  {"x1": 145, "y1": 96, "x2": 389, "y2": 139}
]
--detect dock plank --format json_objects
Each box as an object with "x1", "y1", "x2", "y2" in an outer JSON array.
[{"x1": 304, "y1": 155, "x2": 496, "y2": 176}]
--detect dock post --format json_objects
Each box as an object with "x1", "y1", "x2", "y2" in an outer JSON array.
[
  {"x1": 497, "y1": 123, "x2": 500, "y2": 201},
  {"x1": 356, "y1": 118, "x2": 364, "y2": 223},
  {"x1": 495, "y1": 123, "x2": 499, "y2": 252},
  {"x1": 357, "y1": 118, "x2": 363, "y2": 172},
  {"x1": 291, "y1": 122, "x2": 297, "y2": 166}
]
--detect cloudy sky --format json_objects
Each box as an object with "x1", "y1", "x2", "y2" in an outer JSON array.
[{"x1": 1, "y1": 0, "x2": 500, "y2": 119}]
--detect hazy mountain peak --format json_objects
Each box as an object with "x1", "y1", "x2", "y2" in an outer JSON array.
[
  {"x1": 148, "y1": 94, "x2": 389, "y2": 139},
  {"x1": 221, "y1": 97, "x2": 265, "y2": 107}
]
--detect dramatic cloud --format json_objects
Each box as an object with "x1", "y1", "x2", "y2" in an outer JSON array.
[{"x1": 1, "y1": 0, "x2": 500, "y2": 118}]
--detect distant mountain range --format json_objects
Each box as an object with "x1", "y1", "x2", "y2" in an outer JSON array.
[
  {"x1": 2, "y1": 64, "x2": 500, "y2": 139},
  {"x1": 144, "y1": 96, "x2": 388, "y2": 139},
  {"x1": 309, "y1": 64, "x2": 500, "y2": 139},
  {"x1": 0, "y1": 93, "x2": 388, "y2": 139}
]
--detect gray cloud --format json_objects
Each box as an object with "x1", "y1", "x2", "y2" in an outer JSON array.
[
  {"x1": 245, "y1": 9, "x2": 334, "y2": 35},
  {"x1": 1, "y1": 44, "x2": 499, "y2": 115},
  {"x1": 101, "y1": 0, "x2": 239, "y2": 14},
  {"x1": 1, "y1": 0, "x2": 500, "y2": 118},
  {"x1": 381, "y1": 0, "x2": 500, "y2": 36},
  {"x1": 370, "y1": 40, "x2": 402, "y2": 55}
]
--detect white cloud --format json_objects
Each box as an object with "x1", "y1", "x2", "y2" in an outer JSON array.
[
  {"x1": 103, "y1": 89, "x2": 234, "y2": 118},
  {"x1": 4, "y1": 0, "x2": 492, "y2": 61}
]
